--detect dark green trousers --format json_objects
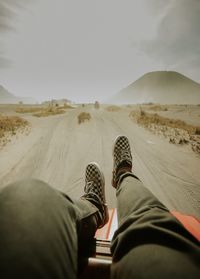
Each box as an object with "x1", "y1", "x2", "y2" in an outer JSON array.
[
  {"x1": 0, "y1": 177, "x2": 199, "y2": 278},
  {"x1": 0, "y1": 179, "x2": 99, "y2": 278},
  {"x1": 111, "y1": 174, "x2": 200, "y2": 278}
]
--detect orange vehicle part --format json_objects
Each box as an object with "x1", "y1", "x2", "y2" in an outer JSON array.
[
  {"x1": 171, "y1": 211, "x2": 200, "y2": 241},
  {"x1": 79, "y1": 209, "x2": 200, "y2": 278}
]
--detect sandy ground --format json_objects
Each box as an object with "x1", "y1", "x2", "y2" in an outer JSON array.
[
  {"x1": 0, "y1": 105, "x2": 200, "y2": 218},
  {"x1": 146, "y1": 104, "x2": 200, "y2": 126}
]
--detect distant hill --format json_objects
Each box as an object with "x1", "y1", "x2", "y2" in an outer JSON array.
[
  {"x1": 0, "y1": 85, "x2": 36, "y2": 104},
  {"x1": 108, "y1": 71, "x2": 200, "y2": 104}
]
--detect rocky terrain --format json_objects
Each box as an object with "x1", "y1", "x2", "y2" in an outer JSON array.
[{"x1": 129, "y1": 105, "x2": 200, "y2": 155}]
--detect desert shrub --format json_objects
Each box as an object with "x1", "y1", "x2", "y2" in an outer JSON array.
[
  {"x1": 16, "y1": 106, "x2": 43, "y2": 113},
  {"x1": 129, "y1": 110, "x2": 141, "y2": 119},
  {"x1": 148, "y1": 105, "x2": 168, "y2": 111},
  {"x1": 33, "y1": 107, "x2": 65, "y2": 117},
  {"x1": 0, "y1": 116, "x2": 28, "y2": 138},
  {"x1": 195, "y1": 127, "x2": 200, "y2": 135},
  {"x1": 16, "y1": 103, "x2": 72, "y2": 116},
  {"x1": 130, "y1": 110, "x2": 200, "y2": 135},
  {"x1": 78, "y1": 112, "x2": 91, "y2": 124}
]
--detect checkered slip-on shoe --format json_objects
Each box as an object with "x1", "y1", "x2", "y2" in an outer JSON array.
[
  {"x1": 112, "y1": 135, "x2": 132, "y2": 188},
  {"x1": 83, "y1": 162, "x2": 109, "y2": 228}
]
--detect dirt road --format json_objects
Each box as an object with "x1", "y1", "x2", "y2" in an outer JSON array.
[{"x1": 0, "y1": 105, "x2": 200, "y2": 218}]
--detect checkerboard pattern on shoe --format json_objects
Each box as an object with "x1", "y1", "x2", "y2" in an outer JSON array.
[
  {"x1": 84, "y1": 162, "x2": 109, "y2": 228},
  {"x1": 112, "y1": 135, "x2": 132, "y2": 188}
]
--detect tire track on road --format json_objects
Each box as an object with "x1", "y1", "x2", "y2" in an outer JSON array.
[{"x1": 103, "y1": 110, "x2": 200, "y2": 217}]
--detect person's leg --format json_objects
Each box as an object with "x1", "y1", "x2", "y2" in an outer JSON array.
[
  {"x1": 0, "y1": 163, "x2": 108, "y2": 279},
  {"x1": 111, "y1": 136, "x2": 200, "y2": 279},
  {"x1": 74, "y1": 162, "x2": 109, "y2": 234},
  {"x1": 73, "y1": 162, "x2": 109, "y2": 272},
  {"x1": 0, "y1": 179, "x2": 78, "y2": 279}
]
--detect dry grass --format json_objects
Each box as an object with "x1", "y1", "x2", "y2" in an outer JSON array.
[
  {"x1": 148, "y1": 105, "x2": 168, "y2": 111},
  {"x1": 16, "y1": 104, "x2": 72, "y2": 117},
  {"x1": 106, "y1": 105, "x2": 121, "y2": 112},
  {"x1": 78, "y1": 112, "x2": 91, "y2": 124},
  {"x1": 130, "y1": 110, "x2": 200, "y2": 135},
  {"x1": 0, "y1": 115, "x2": 28, "y2": 138},
  {"x1": 33, "y1": 107, "x2": 66, "y2": 117},
  {"x1": 16, "y1": 106, "x2": 44, "y2": 113},
  {"x1": 130, "y1": 109, "x2": 200, "y2": 153}
]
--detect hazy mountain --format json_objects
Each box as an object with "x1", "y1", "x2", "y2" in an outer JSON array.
[
  {"x1": 108, "y1": 71, "x2": 200, "y2": 104},
  {"x1": 0, "y1": 85, "x2": 36, "y2": 104}
]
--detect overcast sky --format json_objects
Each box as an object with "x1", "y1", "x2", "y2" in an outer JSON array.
[{"x1": 0, "y1": 0, "x2": 200, "y2": 103}]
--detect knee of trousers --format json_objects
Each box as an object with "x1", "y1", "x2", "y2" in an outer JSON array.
[
  {"x1": 0, "y1": 178, "x2": 77, "y2": 222},
  {"x1": 0, "y1": 178, "x2": 56, "y2": 202},
  {"x1": 0, "y1": 179, "x2": 78, "y2": 278}
]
